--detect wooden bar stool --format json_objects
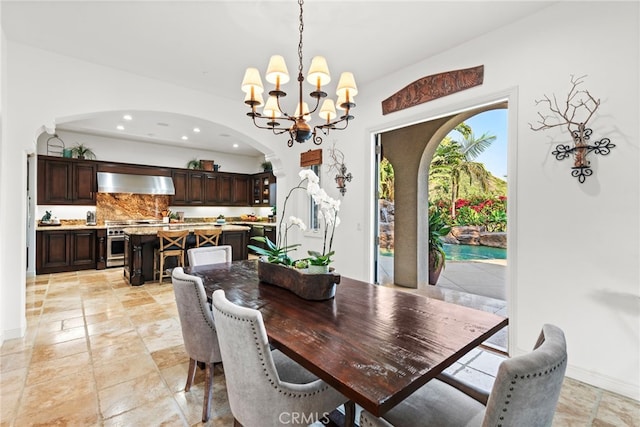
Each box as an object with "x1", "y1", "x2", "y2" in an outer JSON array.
[
  {"x1": 194, "y1": 228, "x2": 222, "y2": 248},
  {"x1": 154, "y1": 229, "x2": 189, "y2": 282}
]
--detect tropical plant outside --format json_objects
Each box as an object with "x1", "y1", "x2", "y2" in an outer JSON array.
[
  {"x1": 379, "y1": 158, "x2": 395, "y2": 201},
  {"x1": 429, "y1": 125, "x2": 498, "y2": 218},
  {"x1": 434, "y1": 195, "x2": 507, "y2": 232},
  {"x1": 378, "y1": 120, "x2": 506, "y2": 231}
]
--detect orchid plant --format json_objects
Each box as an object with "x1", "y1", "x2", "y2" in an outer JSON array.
[{"x1": 248, "y1": 168, "x2": 341, "y2": 268}]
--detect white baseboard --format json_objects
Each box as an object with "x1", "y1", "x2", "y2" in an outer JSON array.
[
  {"x1": 566, "y1": 365, "x2": 640, "y2": 402},
  {"x1": 2, "y1": 325, "x2": 26, "y2": 341}
]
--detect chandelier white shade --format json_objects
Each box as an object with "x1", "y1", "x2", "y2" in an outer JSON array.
[{"x1": 241, "y1": 0, "x2": 357, "y2": 147}]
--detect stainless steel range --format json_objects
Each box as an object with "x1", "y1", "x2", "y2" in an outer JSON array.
[{"x1": 105, "y1": 219, "x2": 164, "y2": 267}]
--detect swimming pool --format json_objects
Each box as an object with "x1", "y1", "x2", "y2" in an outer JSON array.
[{"x1": 443, "y1": 243, "x2": 506, "y2": 261}]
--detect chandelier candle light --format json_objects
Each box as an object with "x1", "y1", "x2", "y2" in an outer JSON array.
[{"x1": 241, "y1": 0, "x2": 357, "y2": 147}]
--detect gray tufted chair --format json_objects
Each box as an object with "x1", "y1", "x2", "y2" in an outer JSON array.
[
  {"x1": 360, "y1": 324, "x2": 567, "y2": 427},
  {"x1": 211, "y1": 289, "x2": 355, "y2": 427},
  {"x1": 171, "y1": 267, "x2": 223, "y2": 422}
]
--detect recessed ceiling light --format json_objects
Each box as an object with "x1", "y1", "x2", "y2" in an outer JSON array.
[
  {"x1": 181, "y1": 136, "x2": 188, "y2": 141},
  {"x1": 123, "y1": 114, "x2": 132, "y2": 121},
  {"x1": 193, "y1": 127, "x2": 201, "y2": 133},
  {"x1": 233, "y1": 143, "x2": 239, "y2": 148},
  {"x1": 117, "y1": 125, "x2": 125, "y2": 130}
]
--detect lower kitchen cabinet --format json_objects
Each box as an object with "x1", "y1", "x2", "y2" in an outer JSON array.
[
  {"x1": 36, "y1": 229, "x2": 99, "y2": 274},
  {"x1": 221, "y1": 229, "x2": 249, "y2": 261}
]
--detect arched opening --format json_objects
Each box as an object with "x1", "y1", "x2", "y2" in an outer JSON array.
[
  {"x1": 376, "y1": 101, "x2": 508, "y2": 351},
  {"x1": 26, "y1": 109, "x2": 283, "y2": 276}
]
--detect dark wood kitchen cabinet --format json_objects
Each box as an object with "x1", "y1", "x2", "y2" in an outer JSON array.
[
  {"x1": 171, "y1": 169, "x2": 206, "y2": 205},
  {"x1": 36, "y1": 229, "x2": 98, "y2": 274},
  {"x1": 220, "y1": 229, "x2": 249, "y2": 261},
  {"x1": 37, "y1": 156, "x2": 97, "y2": 205},
  {"x1": 173, "y1": 170, "x2": 249, "y2": 206},
  {"x1": 252, "y1": 172, "x2": 275, "y2": 206},
  {"x1": 232, "y1": 174, "x2": 250, "y2": 206}
]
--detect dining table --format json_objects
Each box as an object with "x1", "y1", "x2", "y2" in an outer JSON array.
[{"x1": 184, "y1": 259, "x2": 508, "y2": 418}]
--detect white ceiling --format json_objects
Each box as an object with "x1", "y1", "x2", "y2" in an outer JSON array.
[{"x1": 2, "y1": 0, "x2": 555, "y2": 156}]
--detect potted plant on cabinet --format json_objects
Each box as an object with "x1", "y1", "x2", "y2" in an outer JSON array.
[
  {"x1": 261, "y1": 161, "x2": 273, "y2": 172},
  {"x1": 70, "y1": 143, "x2": 96, "y2": 160},
  {"x1": 187, "y1": 158, "x2": 202, "y2": 169},
  {"x1": 428, "y1": 206, "x2": 451, "y2": 285}
]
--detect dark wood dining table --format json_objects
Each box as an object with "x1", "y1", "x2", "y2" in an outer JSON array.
[{"x1": 185, "y1": 260, "x2": 508, "y2": 417}]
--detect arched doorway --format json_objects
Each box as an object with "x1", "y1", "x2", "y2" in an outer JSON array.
[
  {"x1": 375, "y1": 101, "x2": 507, "y2": 289},
  {"x1": 375, "y1": 101, "x2": 509, "y2": 351}
]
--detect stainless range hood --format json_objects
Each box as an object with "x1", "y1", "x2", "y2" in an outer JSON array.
[{"x1": 97, "y1": 172, "x2": 175, "y2": 195}]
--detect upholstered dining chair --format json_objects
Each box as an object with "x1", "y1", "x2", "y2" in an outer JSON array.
[
  {"x1": 187, "y1": 245, "x2": 232, "y2": 267},
  {"x1": 194, "y1": 228, "x2": 222, "y2": 247},
  {"x1": 359, "y1": 324, "x2": 567, "y2": 427},
  {"x1": 154, "y1": 229, "x2": 188, "y2": 282},
  {"x1": 171, "y1": 267, "x2": 222, "y2": 422},
  {"x1": 211, "y1": 289, "x2": 355, "y2": 427}
]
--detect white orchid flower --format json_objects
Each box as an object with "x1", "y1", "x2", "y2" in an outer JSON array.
[
  {"x1": 298, "y1": 169, "x2": 320, "y2": 184},
  {"x1": 288, "y1": 215, "x2": 307, "y2": 231},
  {"x1": 306, "y1": 181, "x2": 320, "y2": 196}
]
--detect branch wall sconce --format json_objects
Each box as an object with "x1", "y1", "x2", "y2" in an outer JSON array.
[
  {"x1": 530, "y1": 75, "x2": 615, "y2": 183},
  {"x1": 327, "y1": 145, "x2": 352, "y2": 196}
]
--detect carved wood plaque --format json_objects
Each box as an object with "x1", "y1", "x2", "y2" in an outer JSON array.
[
  {"x1": 300, "y1": 149, "x2": 323, "y2": 167},
  {"x1": 381, "y1": 65, "x2": 484, "y2": 115}
]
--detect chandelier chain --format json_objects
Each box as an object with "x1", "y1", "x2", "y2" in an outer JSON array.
[{"x1": 297, "y1": 0, "x2": 304, "y2": 79}]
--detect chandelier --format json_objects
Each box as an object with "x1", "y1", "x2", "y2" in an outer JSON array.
[{"x1": 241, "y1": 0, "x2": 357, "y2": 147}]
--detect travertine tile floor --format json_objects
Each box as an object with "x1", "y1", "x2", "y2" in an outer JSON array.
[{"x1": 1, "y1": 269, "x2": 638, "y2": 426}]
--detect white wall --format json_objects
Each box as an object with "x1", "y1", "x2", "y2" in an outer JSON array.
[
  {"x1": 1, "y1": 1, "x2": 638, "y2": 401},
  {"x1": 0, "y1": 2, "x2": 5, "y2": 344}
]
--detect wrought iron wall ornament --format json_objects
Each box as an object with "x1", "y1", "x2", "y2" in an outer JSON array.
[
  {"x1": 530, "y1": 75, "x2": 615, "y2": 183},
  {"x1": 327, "y1": 145, "x2": 353, "y2": 196}
]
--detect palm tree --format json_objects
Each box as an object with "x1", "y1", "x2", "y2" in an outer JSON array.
[
  {"x1": 429, "y1": 125, "x2": 496, "y2": 218},
  {"x1": 449, "y1": 130, "x2": 496, "y2": 217}
]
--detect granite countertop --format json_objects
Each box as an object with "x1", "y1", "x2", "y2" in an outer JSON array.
[
  {"x1": 229, "y1": 221, "x2": 278, "y2": 227},
  {"x1": 35, "y1": 221, "x2": 276, "y2": 232},
  {"x1": 36, "y1": 223, "x2": 106, "y2": 231},
  {"x1": 122, "y1": 223, "x2": 251, "y2": 236}
]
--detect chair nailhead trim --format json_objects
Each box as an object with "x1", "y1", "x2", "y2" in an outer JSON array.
[
  {"x1": 185, "y1": 279, "x2": 216, "y2": 332},
  {"x1": 214, "y1": 307, "x2": 331, "y2": 398},
  {"x1": 497, "y1": 357, "x2": 567, "y2": 424}
]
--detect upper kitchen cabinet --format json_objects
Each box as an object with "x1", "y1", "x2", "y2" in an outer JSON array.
[
  {"x1": 217, "y1": 173, "x2": 250, "y2": 206},
  {"x1": 37, "y1": 156, "x2": 97, "y2": 205},
  {"x1": 172, "y1": 169, "x2": 249, "y2": 206},
  {"x1": 171, "y1": 169, "x2": 205, "y2": 205},
  {"x1": 252, "y1": 172, "x2": 276, "y2": 206}
]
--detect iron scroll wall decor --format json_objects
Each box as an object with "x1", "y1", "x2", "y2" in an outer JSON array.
[
  {"x1": 530, "y1": 75, "x2": 615, "y2": 183},
  {"x1": 551, "y1": 127, "x2": 615, "y2": 183}
]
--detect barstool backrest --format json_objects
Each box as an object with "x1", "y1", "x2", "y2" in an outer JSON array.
[
  {"x1": 157, "y1": 229, "x2": 189, "y2": 251},
  {"x1": 194, "y1": 228, "x2": 222, "y2": 247}
]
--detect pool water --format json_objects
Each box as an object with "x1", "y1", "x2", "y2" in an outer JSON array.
[{"x1": 443, "y1": 243, "x2": 506, "y2": 261}]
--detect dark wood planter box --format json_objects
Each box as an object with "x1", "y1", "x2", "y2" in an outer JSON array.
[{"x1": 258, "y1": 261, "x2": 341, "y2": 301}]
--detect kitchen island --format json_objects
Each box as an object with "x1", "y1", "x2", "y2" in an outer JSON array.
[{"x1": 123, "y1": 223, "x2": 250, "y2": 286}]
